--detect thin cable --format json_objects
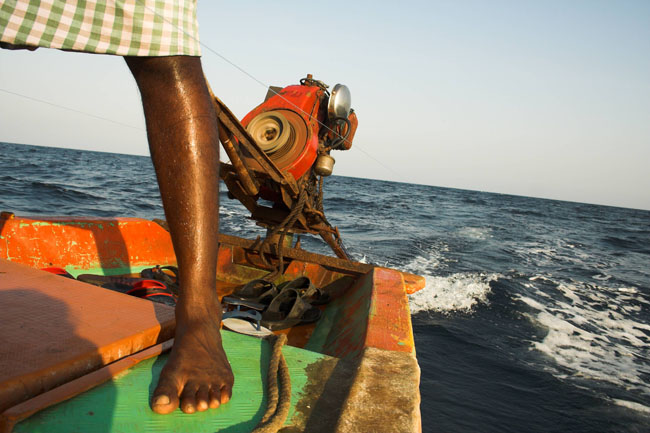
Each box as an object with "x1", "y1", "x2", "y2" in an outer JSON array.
[
  {"x1": 3, "y1": 5, "x2": 403, "y2": 180},
  {"x1": 137, "y1": 1, "x2": 407, "y2": 180},
  {"x1": 0, "y1": 88, "x2": 144, "y2": 131},
  {"x1": 2, "y1": 86, "x2": 399, "y2": 179}
]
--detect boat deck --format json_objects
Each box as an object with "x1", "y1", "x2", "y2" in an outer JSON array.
[
  {"x1": 0, "y1": 215, "x2": 423, "y2": 432},
  {"x1": 10, "y1": 331, "x2": 338, "y2": 433}
]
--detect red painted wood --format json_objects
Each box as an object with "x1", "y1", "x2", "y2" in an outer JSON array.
[{"x1": 0, "y1": 259, "x2": 174, "y2": 413}]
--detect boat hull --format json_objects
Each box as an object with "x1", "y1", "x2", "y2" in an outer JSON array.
[{"x1": 0, "y1": 213, "x2": 423, "y2": 432}]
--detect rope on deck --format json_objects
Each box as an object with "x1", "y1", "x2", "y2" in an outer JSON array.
[{"x1": 252, "y1": 333, "x2": 291, "y2": 433}]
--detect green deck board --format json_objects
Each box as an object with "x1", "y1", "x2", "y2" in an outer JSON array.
[
  {"x1": 303, "y1": 298, "x2": 342, "y2": 354},
  {"x1": 65, "y1": 265, "x2": 162, "y2": 278},
  {"x1": 14, "y1": 331, "x2": 329, "y2": 433}
]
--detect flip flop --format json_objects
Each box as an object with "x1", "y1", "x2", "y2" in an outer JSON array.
[
  {"x1": 41, "y1": 267, "x2": 75, "y2": 279},
  {"x1": 139, "y1": 291, "x2": 177, "y2": 307},
  {"x1": 127, "y1": 280, "x2": 177, "y2": 306},
  {"x1": 278, "y1": 276, "x2": 330, "y2": 305},
  {"x1": 126, "y1": 279, "x2": 168, "y2": 294},
  {"x1": 261, "y1": 288, "x2": 321, "y2": 331},
  {"x1": 78, "y1": 274, "x2": 177, "y2": 306},
  {"x1": 76, "y1": 274, "x2": 146, "y2": 293},
  {"x1": 140, "y1": 265, "x2": 179, "y2": 295},
  {"x1": 222, "y1": 296, "x2": 266, "y2": 312},
  {"x1": 222, "y1": 318, "x2": 272, "y2": 337},
  {"x1": 229, "y1": 279, "x2": 278, "y2": 305},
  {"x1": 222, "y1": 297, "x2": 272, "y2": 337}
]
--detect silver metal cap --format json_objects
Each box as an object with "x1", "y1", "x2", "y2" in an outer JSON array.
[{"x1": 327, "y1": 84, "x2": 352, "y2": 121}]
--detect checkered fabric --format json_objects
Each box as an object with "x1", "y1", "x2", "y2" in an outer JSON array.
[{"x1": 0, "y1": 0, "x2": 201, "y2": 56}]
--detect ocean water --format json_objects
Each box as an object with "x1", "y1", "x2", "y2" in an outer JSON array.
[{"x1": 1, "y1": 141, "x2": 649, "y2": 432}]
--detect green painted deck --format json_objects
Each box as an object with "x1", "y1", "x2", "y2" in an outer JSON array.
[{"x1": 14, "y1": 331, "x2": 331, "y2": 433}]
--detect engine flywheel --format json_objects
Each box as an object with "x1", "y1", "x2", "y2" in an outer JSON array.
[{"x1": 244, "y1": 109, "x2": 312, "y2": 179}]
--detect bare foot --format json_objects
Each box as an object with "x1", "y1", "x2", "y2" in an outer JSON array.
[{"x1": 151, "y1": 300, "x2": 234, "y2": 414}]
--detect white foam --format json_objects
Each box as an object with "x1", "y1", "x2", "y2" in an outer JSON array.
[
  {"x1": 617, "y1": 286, "x2": 639, "y2": 294},
  {"x1": 514, "y1": 239, "x2": 595, "y2": 269},
  {"x1": 219, "y1": 204, "x2": 258, "y2": 234},
  {"x1": 519, "y1": 279, "x2": 650, "y2": 397},
  {"x1": 612, "y1": 399, "x2": 650, "y2": 415},
  {"x1": 593, "y1": 273, "x2": 612, "y2": 281},
  {"x1": 402, "y1": 252, "x2": 442, "y2": 274},
  {"x1": 457, "y1": 226, "x2": 493, "y2": 240},
  {"x1": 408, "y1": 272, "x2": 500, "y2": 314},
  {"x1": 399, "y1": 241, "x2": 499, "y2": 314},
  {"x1": 399, "y1": 241, "x2": 446, "y2": 279}
]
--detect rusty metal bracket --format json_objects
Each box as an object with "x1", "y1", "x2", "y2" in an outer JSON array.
[
  {"x1": 203, "y1": 77, "x2": 351, "y2": 262},
  {"x1": 218, "y1": 233, "x2": 372, "y2": 275},
  {"x1": 210, "y1": 94, "x2": 299, "y2": 197}
]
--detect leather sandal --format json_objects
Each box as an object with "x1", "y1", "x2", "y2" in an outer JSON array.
[
  {"x1": 278, "y1": 276, "x2": 330, "y2": 305},
  {"x1": 261, "y1": 288, "x2": 321, "y2": 331},
  {"x1": 230, "y1": 279, "x2": 278, "y2": 305},
  {"x1": 140, "y1": 265, "x2": 179, "y2": 295}
]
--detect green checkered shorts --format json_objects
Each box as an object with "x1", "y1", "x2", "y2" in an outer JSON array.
[{"x1": 0, "y1": 0, "x2": 201, "y2": 56}]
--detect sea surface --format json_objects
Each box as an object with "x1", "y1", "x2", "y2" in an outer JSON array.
[{"x1": 1, "y1": 141, "x2": 649, "y2": 432}]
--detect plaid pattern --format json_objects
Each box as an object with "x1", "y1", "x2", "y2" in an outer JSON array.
[{"x1": 0, "y1": 0, "x2": 201, "y2": 56}]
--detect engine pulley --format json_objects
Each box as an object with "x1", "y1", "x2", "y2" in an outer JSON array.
[
  {"x1": 244, "y1": 109, "x2": 311, "y2": 180},
  {"x1": 246, "y1": 111, "x2": 293, "y2": 155}
]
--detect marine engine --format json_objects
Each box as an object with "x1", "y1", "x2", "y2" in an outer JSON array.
[{"x1": 212, "y1": 75, "x2": 358, "y2": 261}]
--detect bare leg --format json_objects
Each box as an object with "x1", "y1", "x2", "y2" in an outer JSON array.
[{"x1": 125, "y1": 56, "x2": 233, "y2": 414}]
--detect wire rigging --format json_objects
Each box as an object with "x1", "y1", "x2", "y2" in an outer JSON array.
[
  {"x1": 137, "y1": 1, "x2": 406, "y2": 180},
  {"x1": 2, "y1": 2, "x2": 406, "y2": 180},
  {"x1": 0, "y1": 88, "x2": 144, "y2": 131}
]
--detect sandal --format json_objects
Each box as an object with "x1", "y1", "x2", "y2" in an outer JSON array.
[
  {"x1": 77, "y1": 274, "x2": 146, "y2": 293},
  {"x1": 138, "y1": 292, "x2": 176, "y2": 307},
  {"x1": 78, "y1": 274, "x2": 176, "y2": 306},
  {"x1": 229, "y1": 279, "x2": 278, "y2": 305},
  {"x1": 278, "y1": 276, "x2": 330, "y2": 305},
  {"x1": 140, "y1": 265, "x2": 179, "y2": 295},
  {"x1": 222, "y1": 296, "x2": 267, "y2": 312},
  {"x1": 126, "y1": 280, "x2": 177, "y2": 307},
  {"x1": 222, "y1": 316, "x2": 272, "y2": 337},
  {"x1": 126, "y1": 279, "x2": 168, "y2": 295},
  {"x1": 261, "y1": 289, "x2": 321, "y2": 331},
  {"x1": 222, "y1": 297, "x2": 272, "y2": 337},
  {"x1": 41, "y1": 267, "x2": 75, "y2": 279}
]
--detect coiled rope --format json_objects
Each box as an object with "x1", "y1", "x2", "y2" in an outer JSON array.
[{"x1": 252, "y1": 333, "x2": 291, "y2": 433}]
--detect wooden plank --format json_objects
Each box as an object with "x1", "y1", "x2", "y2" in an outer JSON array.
[{"x1": 0, "y1": 259, "x2": 175, "y2": 413}]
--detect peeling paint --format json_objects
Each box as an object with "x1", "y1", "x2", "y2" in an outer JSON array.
[{"x1": 0, "y1": 216, "x2": 176, "y2": 271}]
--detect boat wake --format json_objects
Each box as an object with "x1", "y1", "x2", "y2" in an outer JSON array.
[
  {"x1": 407, "y1": 272, "x2": 500, "y2": 314},
  {"x1": 613, "y1": 399, "x2": 650, "y2": 415},
  {"x1": 518, "y1": 276, "x2": 650, "y2": 403},
  {"x1": 400, "y1": 240, "x2": 500, "y2": 314}
]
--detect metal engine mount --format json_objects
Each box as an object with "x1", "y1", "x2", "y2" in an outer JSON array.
[{"x1": 207, "y1": 74, "x2": 359, "y2": 261}]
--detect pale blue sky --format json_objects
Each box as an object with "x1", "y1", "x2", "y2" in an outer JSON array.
[{"x1": 1, "y1": 1, "x2": 649, "y2": 210}]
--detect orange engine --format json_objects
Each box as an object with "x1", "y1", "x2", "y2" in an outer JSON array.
[{"x1": 240, "y1": 75, "x2": 358, "y2": 183}]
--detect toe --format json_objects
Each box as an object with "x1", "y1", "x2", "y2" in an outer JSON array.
[
  {"x1": 152, "y1": 378, "x2": 180, "y2": 415},
  {"x1": 180, "y1": 383, "x2": 199, "y2": 414},
  {"x1": 209, "y1": 386, "x2": 222, "y2": 409},
  {"x1": 196, "y1": 386, "x2": 210, "y2": 412},
  {"x1": 221, "y1": 385, "x2": 232, "y2": 405}
]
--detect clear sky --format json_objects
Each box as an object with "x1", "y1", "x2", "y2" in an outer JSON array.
[{"x1": 1, "y1": 0, "x2": 649, "y2": 210}]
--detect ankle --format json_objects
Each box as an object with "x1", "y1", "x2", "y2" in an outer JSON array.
[{"x1": 176, "y1": 296, "x2": 222, "y2": 321}]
